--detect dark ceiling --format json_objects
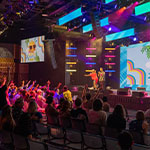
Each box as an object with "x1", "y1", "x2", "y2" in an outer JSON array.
[{"x1": 0, "y1": 0, "x2": 149, "y2": 44}]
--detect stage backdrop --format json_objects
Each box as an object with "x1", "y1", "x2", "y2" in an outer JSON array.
[{"x1": 120, "y1": 42, "x2": 150, "y2": 90}]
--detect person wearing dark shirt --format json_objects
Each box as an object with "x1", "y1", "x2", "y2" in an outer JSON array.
[
  {"x1": 45, "y1": 96, "x2": 59, "y2": 125},
  {"x1": 71, "y1": 98, "x2": 88, "y2": 122},
  {"x1": 107, "y1": 104, "x2": 126, "y2": 132},
  {"x1": 0, "y1": 77, "x2": 7, "y2": 111}
]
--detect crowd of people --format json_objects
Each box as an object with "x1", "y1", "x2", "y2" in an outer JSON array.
[{"x1": 0, "y1": 77, "x2": 150, "y2": 149}]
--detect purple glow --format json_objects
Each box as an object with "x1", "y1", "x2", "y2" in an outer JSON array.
[
  {"x1": 105, "y1": 55, "x2": 116, "y2": 58},
  {"x1": 82, "y1": 18, "x2": 86, "y2": 22},
  {"x1": 105, "y1": 63, "x2": 116, "y2": 65},
  {"x1": 86, "y1": 48, "x2": 96, "y2": 50}
]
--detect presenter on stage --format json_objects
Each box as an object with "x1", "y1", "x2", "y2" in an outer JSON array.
[
  {"x1": 98, "y1": 67, "x2": 105, "y2": 90},
  {"x1": 84, "y1": 69, "x2": 98, "y2": 90}
]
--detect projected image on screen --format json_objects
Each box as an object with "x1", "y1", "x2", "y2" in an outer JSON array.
[
  {"x1": 21, "y1": 36, "x2": 45, "y2": 63},
  {"x1": 120, "y1": 42, "x2": 150, "y2": 90}
]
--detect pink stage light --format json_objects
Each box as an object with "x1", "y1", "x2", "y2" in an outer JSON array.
[
  {"x1": 86, "y1": 48, "x2": 96, "y2": 50},
  {"x1": 105, "y1": 55, "x2": 116, "y2": 58},
  {"x1": 105, "y1": 63, "x2": 116, "y2": 65}
]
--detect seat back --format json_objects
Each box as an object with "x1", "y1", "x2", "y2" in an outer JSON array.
[
  {"x1": 104, "y1": 126, "x2": 119, "y2": 138},
  {"x1": 86, "y1": 123, "x2": 102, "y2": 135},
  {"x1": 71, "y1": 118, "x2": 86, "y2": 131},
  {"x1": 129, "y1": 130, "x2": 144, "y2": 145},
  {"x1": 59, "y1": 117, "x2": 71, "y2": 129},
  {"x1": 1, "y1": 130, "x2": 13, "y2": 145},
  {"x1": 83, "y1": 132, "x2": 105, "y2": 149},
  {"x1": 132, "y1": 144, "x2": 150, "y2": 150},
  {"x1": 35, "y1": 123, "x2": 49, "y2": 135},
  {"x1": 13, "y1": 134, "x2": 28, "y2": 150},
  {"x1": 105, "y1": 136, "x2": 120, "y2": 150},
  {"x1": 28, "y1": 139, "x2": 46, "y2": 150}
]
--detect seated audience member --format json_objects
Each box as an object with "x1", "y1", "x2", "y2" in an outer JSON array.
[
  {"x1": 27, "y1": 101, "x2": 43, "y2": 123},
  {"x1": 118, "y1": 131, "x2": 133, "y2": 150},
  {"x1": 0, "y1": 105, "x2": 16, "y2": 131},
  {"x1": 59, "y1": 100, "x2": 71, "y2": 118},
  {"x1": 144, "y1": 108, "x2": 150, "y2": 118},
  {"x1": 102, "y1": 96, "x2": 110, "y2": 113},
  {"x1": 45, "y1": 96, "x2": 59, "y2": 125},
  {"x1": 63, "y1": 85, "x2": 73, "y2": 104},
  {"x1": 12, "y1": 98, "x2": 24, "y2": 124},
  {"x1": 71, "y1": 98, "x2": 88, "y2": 121},
  {"x1": 88, "y1": 99, "x2": 107, "y2": 126},
  {"x1": 107, "y1": 104, "x2": 126, "y2": 132},
  {"x1": 129, "y1": 110, "x2": 148, "y2": 134}
]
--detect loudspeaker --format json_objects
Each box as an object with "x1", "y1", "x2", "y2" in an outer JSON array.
[
  {"x1": 137, "y1": 87, "x2": 146, "y2": 91},
  {"x1": 132, "y1": 91, "x2": 148, "y2": 97},
  {"x1": 117, "y1": 88, "x2": 131, "y2": 95}
]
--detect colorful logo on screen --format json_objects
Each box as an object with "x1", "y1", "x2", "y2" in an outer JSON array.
[
  {"x1": 127, "y1": 75, "x2": 136, "y2": 85},
  {"x1": 127, "y1": 60, "x2": 146, "y2": 85}
]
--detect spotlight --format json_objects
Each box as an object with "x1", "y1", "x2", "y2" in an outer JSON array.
[
  {"x1": 82, "y1": 18, "x2": 86, "y2": 22},
  {"x1": 144, "y1": 16, "x2": 147, "y2": 21},
  {"x1": 108, "y1": 27, "x2": 112, "y2": 31},
  {"x1": 133, "y1": 37, "x2": 137, "y2": 41}
]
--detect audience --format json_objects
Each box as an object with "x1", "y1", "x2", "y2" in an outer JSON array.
[
  {"x1": 88, "y1": 99, "x2": 107, "y2": 126},
  {"x1": 102, "y1": 96, "x2": 110, "y2": 113},
  {"x1": 45, "y1": 96, "x2": 59, "y2": 125},
  {"x1": 107, "y1": 104, "x2": 126, "y2": 132},
  {"x1": 71, "y1": 98, "x2": 88, "y2": 121},
  {"x1": 129, "y1": 110, "x2": 149, "y2": 134}
]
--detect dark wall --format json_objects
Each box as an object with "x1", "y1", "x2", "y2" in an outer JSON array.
[{"x1": 29, "y1": 38, "x2": 65, "y2": 87}]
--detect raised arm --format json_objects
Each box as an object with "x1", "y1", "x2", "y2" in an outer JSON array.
[{"x1": 0, "y1": 77, "x2": 7, "y2": 88}]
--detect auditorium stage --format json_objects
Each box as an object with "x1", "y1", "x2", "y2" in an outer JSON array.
[{"x1": 71, "y1": 86, "x2": 150, "y2": 111}]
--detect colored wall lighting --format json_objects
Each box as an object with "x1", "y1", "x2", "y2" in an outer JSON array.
[
  {"x1": 106, "y1": 28, "x2": 135, "y2": 42},
  {"x1": 105, "y1": 55, "x2": 116, "y2": 58},
  {"x1": 86, "y1": 55, "x2": 96, "y2": 57},
  {"x1": 58, "y1": 8, "x2": 82, "y2": 25},
  {"x1": 135, "y1": 2, "x2": 150, "y2": 16},
  {"x1": 83, "y1": 24, "x2": 93, "y2": 33},
  {"x1": 104, "y1": 0, "x2": 115, "y2": 4},
  {"x1": 105, "y1": 48, "x2": 116, "y2": 50},
  {"x1": 85, "y1": 70, "x2": 93, "y2": 72},
  {"x1": 86, "y1": 62, "x2": 96, "y2": 65},
  {"x1": 66, "y1": 47, "x2": 77, "y2": 50},
  {"x1": 86, "y1": 48, "x2": 96, "y2": 50},
  {"x1": 66, "y1": 69, "x2": 77, "y2": 72},
  {"x1": 66, "y1": 55, "x2": 77, "y2": 57},
  {"x1": 66, "y1": 62, "x2": 77, "y2": 65},
  {"x1": 105, "y1": 63, "x2": 116, "y2": 65},
  {"x1": 100, "y1": 17, "x2": 109, "y2": 27},
  {"x1": 105, "y1": 70, "x2": 116, "y2": 72}
]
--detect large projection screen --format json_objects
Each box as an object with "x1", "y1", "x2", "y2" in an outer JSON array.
[
  {"x1": 120, "y1": 42, "x2": 150, "y2": 91},
  {"x1": 21, "y1": 35, "x2": 45, "y2": 63}
]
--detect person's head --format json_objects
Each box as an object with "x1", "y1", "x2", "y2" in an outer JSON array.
[
  {"x1": 93, "y1": 99, "x2": 103, "y2": 111},
  {"x1": 102, "y1": 96, "x2": 108, "y2": 102},
  {"x1": 86, "y1": 93, "x2": 91, "y2": 101},
  {"x1": 136, "y1": 110, "x2": 145, "y2": 121},
  {"x1": 14, "y1": 97, "x2": 24, "y2": 109},
  {"x1": 46, "y1": 96, "x2": 53, "y2": 105},
  {"x1": 100, "y1": 67, "x2": 103, "y2": 72},
  {"x1": 75, "y1": 98, "x2": 82, "y2": 108},
  {"x1": 92, "y1": 69, "x2": 96, "y2": 73},
  {"x1": 113, "y1": 104, "x2": 125, "y2": 118},
  {"x1": 37, "y1": 89, "x2": 42, "y2": 95},
  {"x1": 103, "y1": 103, "x2": 110, "y2": 112},
  {"x1": 63, "y1": 85, "x2": 68, "y2": 92},
  {"x1": 27, "y1": 101, "x2": 37, "y2": 114},
  {"x1": 30, "y1": 91, "x2": 36, "y2": 98},
  {"x1": 61, "y1": 100, "x2": 70, "y2": 112},
  {"x1": 118, "y1": 131, "x2": 133, "y2": 150}
]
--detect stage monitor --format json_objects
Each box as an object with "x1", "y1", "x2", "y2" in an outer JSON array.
[
  {"x1": 120, "y1": 42, "x2": 150, "y2": 91},
  {"x1": 21, "y1": 35, "x2": 45, "y2": 63}
]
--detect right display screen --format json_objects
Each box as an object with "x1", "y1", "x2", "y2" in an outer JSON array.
[{"x1": 120, "y1": 42, "x2": 150, "y2": 90}]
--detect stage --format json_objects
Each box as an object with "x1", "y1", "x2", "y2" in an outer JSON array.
[{"x1": 71, "y1": 86, "x2": 150, "y2": 111}]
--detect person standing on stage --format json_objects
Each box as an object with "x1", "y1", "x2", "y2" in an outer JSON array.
[
  {"x1": 98, "y1": 67, "x2": 105, "y2": 90},
  {"x1": 84, "y1": 69, "x2": 98, "y2": 90}
]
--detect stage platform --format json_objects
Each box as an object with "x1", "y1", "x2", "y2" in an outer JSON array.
[{"x1": 71, "y1": 86, "x2": 150, "y2": 111}]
